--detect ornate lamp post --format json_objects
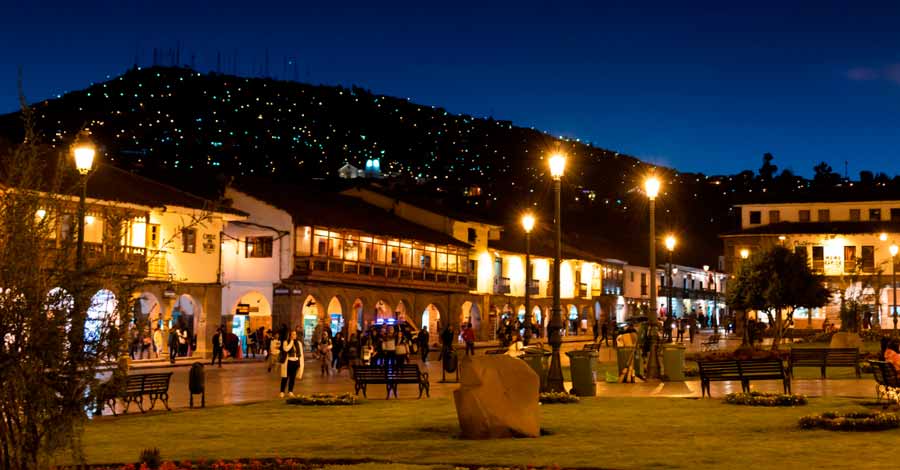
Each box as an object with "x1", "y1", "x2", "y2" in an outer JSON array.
[
  {"x1": 891, "y1": 244, "x2": 898, "y2": 332},
  {"x1": 70, "y1": 135, "x2": 95, "y2": 354},
  {"x1": 546, "y1": 152, "x2": 566, "y2": 392},
  {"x1": 665, "y1": 234, "x2": 677, "y2": 326},
  {"x1": 521, "y1": 213, "x2": 535, "y2": 345},
  {"x1": 644, "y1": 176, "x2": 661, "y2": 379}
]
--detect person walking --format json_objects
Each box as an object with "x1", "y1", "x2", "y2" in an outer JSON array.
[
  {"x1": 167, "y1": 327, "x2": 179, "y2": 364},
  {"x1": 268, "y1": 329, "x2": 282, "y2": 372},
  {"x1": 462, "y1": 323, "x2": 476, "y2": 356},
  {"x1": 600, "y1": 321, "x2": 609, "y2": 347},
  {"x1": 279, "y1": 330, "x2": 303, "y2": 397},
  {"x1": 152, "y1": 326, "x2": 163, "y2": 359},
  {"x1": 318, "y1": 331, "x2": 333, "y2": 376},
  {"x1": 381, "y1": 326, "x2": 397, "y2": 367},
  {"x1": 211, "y1": 326, "x2": 224, "y2": 367},
  {"x1": 676, "y1": 318, "x2": 685, "y2": 343},
  {"x1": 417, "y1": 327, "x2": 430, "y2": 362},
  {"x1": 332, "y1": 333, "x2": 345, "y2": 372},
  {"x1": 396, "y1": 330, "x2": 410, "y2": 367}
]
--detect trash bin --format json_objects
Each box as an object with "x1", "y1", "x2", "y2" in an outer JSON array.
[
  {"x1": 189, "y1": 362, "x2": 206, "y2": 408},
  {"x1": 615, "y1": 347, "x2": 642, "y2": 382},
  {"x1": 566, "y1": 350, "x2": 598, "y2": 396},
  {"x1": 662, "y1": 343, "x2": 686, "y2": 381},
  {"x1": 520, "y1": 348, "x2": 550, "y2": 390}
]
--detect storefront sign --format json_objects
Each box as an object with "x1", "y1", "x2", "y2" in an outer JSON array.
[
  {"x1": 274, "y1": 287, "x2": 290, "y2": 295},
  {"x1": 236, "y1": 303, "x2": 251, "y2": 315},
  {"x1": 202, "y1": 234, "x2": 216, "y2": 254},
  {"x1": 291, "y1": 289, "x2": 303, "y2": 295}
]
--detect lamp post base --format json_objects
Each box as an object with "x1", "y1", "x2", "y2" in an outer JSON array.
[{"x1": 645, "y1": 324, "x2": 661, "y2": 380}]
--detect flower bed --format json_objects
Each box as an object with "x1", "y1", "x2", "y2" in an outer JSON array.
[
  {"x1": 539, "y1": 392, "x2": 579, "y2": 404},
  {"x1": 799, "y1": 411, "x2": 900, "y2": 431},
  {"x1": 285, "y1": 393, "x2": 359, "y2": 406},
  {"x1": 723, "y1": 391, "x2": 807, "y2": 407},
  {"x1": 686, "y1": 347, "x2": 788, "y2": 363}
]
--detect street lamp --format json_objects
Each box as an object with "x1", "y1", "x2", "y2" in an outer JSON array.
[
  {"x1": 546, "y1": 152, "x2": 566, "y2": 392},
  {"x1": 521, "y1": 213, "x2": 535, "y2": 345},
  {"x1": 644, "y1": 175, "x2": 661, "y2": 379},
  {"x1": 740, "y1": 248, "x2": 750, "y2": 260},
  {"x1": 664, "y1": 235, "x2": 676, "y2": 341},
  {"x1": 881, "y1": 233, "x2": 889, "y2": 242},
  {"x1": 891, "y1": 244, "x2": 898, "y2": 332},
  {"x1": 72, "y1": 137, "x2": 96, "y2": 271}
]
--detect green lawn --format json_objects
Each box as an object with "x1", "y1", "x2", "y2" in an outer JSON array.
[{"x1": 74, "y1": 395, "x2": 899, "y2": 470}]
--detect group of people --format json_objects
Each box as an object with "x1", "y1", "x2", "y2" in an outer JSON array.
[{"x1": 126, "y1": 320, "x2": 195, "y2": 364}]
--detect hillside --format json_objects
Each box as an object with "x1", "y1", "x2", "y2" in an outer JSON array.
[{"x1": 0, "y1": 66, "x2": 747, "y2": 267}]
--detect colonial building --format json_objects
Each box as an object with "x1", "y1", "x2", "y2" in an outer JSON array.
[{"x1": 722, "y1": 198, "x2": 900, "y2": 328}]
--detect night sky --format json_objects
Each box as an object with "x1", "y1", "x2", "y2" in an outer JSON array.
[{"x1": 4, "y1": 0, "x2": 900, "y2": 176}]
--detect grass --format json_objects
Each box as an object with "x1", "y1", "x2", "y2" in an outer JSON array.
[{"x1": 74, "y1": 395, "x2": 900, "y2": 470}]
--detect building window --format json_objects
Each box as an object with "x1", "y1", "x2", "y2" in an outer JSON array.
[
  {"x1": 182, "y1": 228, "x2": 196, "y2": 253},
  {"x1": 794, "y1": 246, "x2": 806, "y2": 259},
  {"x1": 844, "y1": 246, "x2": 856, "y2": 272},
  {"x1": 850, "y1": 209, "x2": 861, "y2": 221},
  {"x1": 630, "y1": 271, "x2": 635, "y2": 282},
  {"x1": 245, "y1": 236, "x2": 273, "y2": 258},
  {"x1": 467, "y1": 228, "x2": 477, "y2": 243},
  {"x1": 818, "y1": 209, "x2": 830, "y2": 222},
  {"x1": 769, "y1": 210, "x2": 780, "y2": 224},
  {"x1": 640, "y1": 273, "x2": 647, "y2": 296},
  {"x1": 870, "y1": 208, "x2": 882, "y2": 221},
  {"x1": 861, "y1": 246, "x2": 875, "y2": 272},
  {"x1": 892, "y1": 208, "x2": 900, "y2": 222},
  {"x1": 749, "y1": 211, "x2": 761, "y2": 225},
  {"x1": 799, "y1": 210, "x2": 811, "y2": 223},
  {"x1": 811, "y1": 246, "x2": 824, "y2": 272}
]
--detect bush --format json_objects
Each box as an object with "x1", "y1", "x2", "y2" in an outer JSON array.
[
  {"x1": 285, "y1": 393, "x2": 359, "y2": 406},
  {"x1": 139, "y1": 448, "x2": 161, "y2": 470},
  {"x1": 799, "y1": 411, "x2": 900, "y2": 431},
  {"x1": 723, "y1": 391, "x2": 807, "y2": 407},
  {"x1": 539, "y1": 392, "x2": 580, "y2": 404}
]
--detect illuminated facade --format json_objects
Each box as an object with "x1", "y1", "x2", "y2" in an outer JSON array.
[{"x1": 723, "y1": 199, "x2": 900, "y2": 328}]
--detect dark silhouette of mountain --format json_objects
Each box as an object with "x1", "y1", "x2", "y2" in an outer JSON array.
[{"x1": 5, "y1": 66, "x2": 895, "y2": 268}]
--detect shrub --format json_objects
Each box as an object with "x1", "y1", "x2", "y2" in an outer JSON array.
[
  {"x1": 285, "y1": 393, "x2": 359, "y2": 406},
  {"x1": 139, "y1": 448, "x2": 162, "y2": 470},
  {"x1": 687, "y1": 347, "x2": 787, "y2": 363},
  {"x1": 539, "y1": 392, "x2": 580, "y2": 404},
  {"x1": 723, "y1": 391, "x2": 807, "y2": 407},
  {"x1": 799, "y1": 411, "x2": 900, "y2": 431}
]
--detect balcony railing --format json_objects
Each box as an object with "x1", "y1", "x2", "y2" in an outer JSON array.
[
  {"x1": 578, "y1": 282, "x2": 589, "y2": 297},
  {"x1": 146, "y1": 249, "x2": 169, "y2": 278},
  {"x1": 494, "y1": 277, "x2": 511, "y2": 295},
  {"x1": 294, "y1": 256, "x2": 470, "y2": 290},
  {"x1": 527, "y1": 279, "x2": 540, "y2": 295}
]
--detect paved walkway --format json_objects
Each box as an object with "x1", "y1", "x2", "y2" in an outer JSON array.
[{"x1": 102, "y1": 331, "x2": 879, "y2": 416}]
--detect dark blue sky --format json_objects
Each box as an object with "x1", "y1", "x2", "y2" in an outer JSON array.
[{"x1": 4, "y1": 1, "x2": 900, "y2": 176}]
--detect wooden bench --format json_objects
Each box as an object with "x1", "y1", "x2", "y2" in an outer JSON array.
[
  {"x1": 698, "y1": 359, "x2": 790, "y2": 397},
  {"x1": 351, "y1": 364, "x2": 430, "y2": 399},
  {"x1": 102, "y1": 372, "x2": 173, "y2": 415},
  {"x1": 582, "y1": 343, "x2": 601, "y2": 352},
  {"x1": 789, "y1": 348, "x2": 860, "y2": 379},
  {"x1": 700, "y1": 334, "x2": 721, "y2": 352},
  {"x1": 869, "y1": 360, "x2": 900, "y2": 402}
]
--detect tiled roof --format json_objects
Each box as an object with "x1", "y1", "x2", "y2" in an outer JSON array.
[{"x1": 233, "y1": 180, "x2": 471, "y2": 248}]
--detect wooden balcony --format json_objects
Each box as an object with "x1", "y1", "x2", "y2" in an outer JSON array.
[
  {"x1": 494, "y1": 277, "x2": 511, "y2": 295},
  {"x1": 293, "y1": 256, "x2": 471, "y2": 292},
  {"x1": 44, "y1": 241, "x2": 149, "y2": 277}
]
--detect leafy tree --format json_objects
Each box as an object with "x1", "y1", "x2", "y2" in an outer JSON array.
[
  {"x1": 813, "y1": 162, "x2": 840, "y2": 188},
  {"x1": 758, "y1": 153, "x2": 778, "y2": 185},
  {"x1": 859, "y1": 170, "x2": 874, "y2": 187},
  {"x1": 727, "y1": 246, "x2": 829, "y2": 348}
]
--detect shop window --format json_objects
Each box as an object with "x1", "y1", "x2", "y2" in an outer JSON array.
[
  {"x1": 768, "y1": 210, "x2": 780, "y2": 224},
  {"x1": 870, "y1": 208, "x2": 882, "y2": 221},
  {"x1": 799, "y1": 210, "x2": 811, "y2": 223},
  {"x1": 749, "y1": 211, "x2": 761, "y2": 225},
  {"x1": 181, "y1": 228, "x2": 196, "y2": 253},
  {"x1": 245, "y1": 236, "x2": 273, "y2": 258},
  {"x1": 818, "y1": 209, "x2": 830, "y2": 222},
  {"x1": 849, "y1": 209, "x2": 861, "y2": 221},
  {"x1": 811, "y1": 246, "x2": 824, "y2": 272}
]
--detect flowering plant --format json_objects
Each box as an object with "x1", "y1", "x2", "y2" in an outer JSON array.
[
  {"x1": 285, "y1": 393, "x2": 359, "y2": 406},
  {"x1": 723, "y1": 391, "x2": 807, "y2": 407},
  {"x1": 539, "y1": 392, "x2": 579, "y2": 404},
  {"x1": 799, "y1": 411, "x2": 900, "y2": 431}
]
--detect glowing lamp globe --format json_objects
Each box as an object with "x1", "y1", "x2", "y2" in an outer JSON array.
[
  {"x1": 664, "y1": 235, "x2": 677, "y2": 251},
  {"x1": 548, "y1": 153, "x2": 566, "y2": 179},
  {"x1": 891, "y1": 244, "x2": 899, "y2": 257},
  {"x1": 521, "y1": 213, "x2": 535, "y2": 233},
  {"x1": 644, "y1": 176, "x2": 661, "y2": 199},
  {"x1": 73, "y1": 144, "x2": 96, "y2": 175},
  {"x1": 740, "y1": 248, "x2": 750, "y2": 259}
]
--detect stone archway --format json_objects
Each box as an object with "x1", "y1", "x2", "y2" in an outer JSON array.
[
  {"x1": 422, "y1": 303, "x2": 442, "y2": 336},
  {"x1": 326, "y1": 296, "x2": 344, "y2": 337},
  {"x1": 460, "y1": 301, "x2": 482, "y2": 339},
  {"x1": 300, "y1": 294, "x2": 325, "y2": 344}
]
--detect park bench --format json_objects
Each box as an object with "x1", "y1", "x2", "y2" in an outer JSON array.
[
  {"x1": 788, "y1": 348, "x2": 860, "y2": 379},
  {"x1": 697, "y1": 359, "x2": 790, "y2": 397},
  {"x1": 700, "y1": 334, "x2": 721, "y2": 352},
  {"x1": 101, "y1": 372, "x2": 173, "y2": 415},
  {"x1": 351, "y1": 364, "x2": 430, "y2": 399},
  {"x1": 582, "y1": 342, "x2": 601, "y2": 351},
  {"x1": 869, "y1": 360, "x2": 900, "y2": 402}
]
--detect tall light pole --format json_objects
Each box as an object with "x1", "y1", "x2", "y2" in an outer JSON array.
[
  {"x1": 739, "y1": 248, "x2": 750, "y2": 344},
  {"x1": 665, "y1": 234, "x2": 676, "y2": 322},
  {"x1": 546, "y1": 152, "x2": 566, "y2": 392},
  {"x1": 891, "y1": 244, "x2": 898, "y2": 332},
  {"x1": 644, "y1": 176, "x2": 661, "y2": 379},
  {"x1": 522, "y1": 213, "x2": 535, "y2": 345}
]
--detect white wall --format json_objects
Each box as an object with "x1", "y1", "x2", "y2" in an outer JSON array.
[
  {"x1": 739, "y1": 201, "x2": 900, "y2": 228},
  {"x1": 146, "y1": 208, "x2": 229, "y2": 283}
]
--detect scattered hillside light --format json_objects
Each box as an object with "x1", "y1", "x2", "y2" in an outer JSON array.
[
  {"x1": 891, "y1": 244, "x2": 899, "y2": 257},
  {"x1": 72, "y1": 142, "x2": 96, "y2": 175},
  {"x1": 665, "y1": 234, "x2": 676, "y2": 251},
  {"x1": 740, "y1": 248, "x2": 750, "y2": 259},
  {"x1": 549, "y1": 153, "x2": 566, "y2": 179},
  {"x1": 644, "y1": 176, "x2": 661, "y2": 200},
  {"x1": 521, "y1": 213, "x2": 535, "y2": 233},
  {"x1": 881, "y1": 233, "x2": 889, "y2": 242}
]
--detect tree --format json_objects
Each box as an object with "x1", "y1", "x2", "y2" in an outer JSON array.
[
  {"x1": 727, "y1": 246, "x2": 829, "y2": 349},
  {"x1": 758, "y1": 153, "x2": 778, "y2": 186},
  {"x1": 813, "y1": 162, "x2": 840, "y2": 188}
]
